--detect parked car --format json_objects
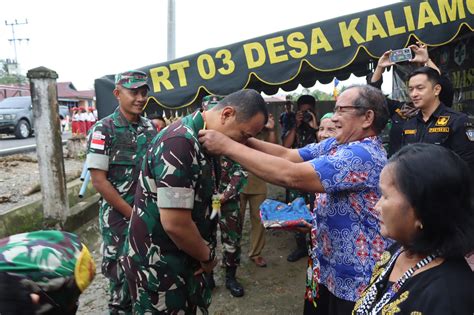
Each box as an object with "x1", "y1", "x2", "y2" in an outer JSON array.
[
  {"x1": 0, "y1": 97, "x2": 69, "y2": 139},
  {"x1": 0, "y1": 96, "x2": 34, "y2": 139},
  {"x1": 59, "y1": 105, "x2": 70, "y2": 121},
  {"x1": 59, "y1": 105, "x2": 70, "y2": 132}
]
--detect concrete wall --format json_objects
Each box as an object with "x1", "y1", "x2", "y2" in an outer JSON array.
[{"x1": 0, "y1": 179, "x2": 99, "y2": 237}]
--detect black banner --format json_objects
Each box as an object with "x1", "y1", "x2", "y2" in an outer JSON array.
[
  {"x1": 96, "y1": 0, "x2": 474, "y2": 118},
  {"x1": 433, "y1": 36, "x2": 474, "y2": 115}
]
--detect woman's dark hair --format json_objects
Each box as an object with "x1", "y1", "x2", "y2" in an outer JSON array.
[{"x1": 388, "y1": 143, "x2": 474, "y2": 257}]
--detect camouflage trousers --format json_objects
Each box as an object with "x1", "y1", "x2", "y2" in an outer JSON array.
[
  {"x1": 286, "y1": 189, "x2": 313, "y2": 252},
  {"x1": 100, "y1": 206, "x2": 132, "y2": 315},
  {"x1": 124, "y1": 253, "x2": 212, "y2": 314},
  {"x1": 286, "y1": 188, "x2": 313, "y2": 205},
  {"x1": 218, "y1": 199, "x2": 242, "y2": 267}
]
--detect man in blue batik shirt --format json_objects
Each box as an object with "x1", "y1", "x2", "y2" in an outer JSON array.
[{"x1": 199, "y1": 85, "x2": 392, "y2": 315}]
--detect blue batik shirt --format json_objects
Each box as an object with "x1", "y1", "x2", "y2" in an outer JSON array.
[{"x1": 299, "y1": 136, "x2": 392, "y2": 302}]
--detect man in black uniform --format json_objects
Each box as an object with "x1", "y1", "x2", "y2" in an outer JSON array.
[
  {"x1": 368, "y1": 43, "x2": 454, "y2": 157},
  {"x1": 402, "y1": 67, "x2": 474, "y2": 191}
]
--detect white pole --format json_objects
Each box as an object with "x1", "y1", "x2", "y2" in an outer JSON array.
[{"x1": 167, "y1": 0, "x2": 176, "y2": 61}]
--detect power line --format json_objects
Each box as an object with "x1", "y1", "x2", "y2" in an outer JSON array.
[{"x1": 5, "y1": 19, "x2": 30, "y2": 64}]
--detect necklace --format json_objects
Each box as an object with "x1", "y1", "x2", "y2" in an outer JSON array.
[
  {"x1": 354, "y1": 247, "x2": 438, "y2": 314},
  {"x1": 200, "y1": 110, "x2": 222, "y2": 219}
]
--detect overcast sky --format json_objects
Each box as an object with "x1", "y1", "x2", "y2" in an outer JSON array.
[{"x1": 1, "y1": 0, "x2": 399, "y2": 94}]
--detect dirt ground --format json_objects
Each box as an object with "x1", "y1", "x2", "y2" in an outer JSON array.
[
  {"x1": 0, "y1": 153, "x2": 84, "y2": 213},
  {"x1": 76, "y1": 186, "x2": 308, "y2": 315}
]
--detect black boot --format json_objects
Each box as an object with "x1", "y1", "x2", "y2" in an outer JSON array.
[
  {"x1": 287, "y1": 232, "x2": 308, "y2": 262},
  {"x1": 225, "y1": 266, "x2": 244, "y2": 297},
  {"x1": 204, "y1": 271, "x2": 216, "y2": 290}
]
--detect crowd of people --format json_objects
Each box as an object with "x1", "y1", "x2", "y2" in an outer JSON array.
[
  {"x1": 71, "y1": 107, "x2": 98, "y2": 136},
  {"x1": 1, "y1": 42, "x2": 473, "y2": 315}
]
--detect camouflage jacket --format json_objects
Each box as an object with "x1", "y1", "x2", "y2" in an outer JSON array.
[
  {"x1": 86, "y1": 107, "x2": 157, "y2": 220},
  {"x1": 125, "y1": 111, "x2": 216, "y2": 273},
  {"x1": 0, "y1": 230, "x2": 95, "y2": 310},
  {"x1": 219, "y1": 157, "x2": 247, "y2": 204}
]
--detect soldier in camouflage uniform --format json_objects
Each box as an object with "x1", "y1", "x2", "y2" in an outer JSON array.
[
  {"x1": 86, "y1": 70, "x2": 157, "y2": 314},
  {"x1": 202, "y1": 96, "x2": 247, "y2": 297},
  {"x1": 282, "y1": 95, "x2": 318, "y2": 262},
  {"x1": 0, "y1": 230, "x2": 96, "y2": 314},
  {"x1": 215, "y1": 157, "x2": 247, "y2": 297},
  {"x1": 201, "y1": 96, "x2": 247, "y2": 297},
  {"x1": 122, "y1": 89, "x2": 268, "y2": 314}
]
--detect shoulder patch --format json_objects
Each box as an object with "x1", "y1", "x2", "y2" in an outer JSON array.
[
  {"x1": 466, "y1": 125, "x2": 474, "y2": 142},
  {"x1": 90, "y1": 135, "x2": 105, "y2": 150},
  {"x1": 395, "y1": 108, "x2": 406, "y2": 119},
  {"x1": 92, "y1": 131, "x2": 105, "y2": 140}
]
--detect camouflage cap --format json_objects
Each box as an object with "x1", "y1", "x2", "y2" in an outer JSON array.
[
  {"x1": 115, "y1": 70, "x2": 149, "y2": 89},
  {"x1": 202, "y1": 95, "x2": 224, "y2": 110}
]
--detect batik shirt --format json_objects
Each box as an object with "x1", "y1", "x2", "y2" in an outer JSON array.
[{"x1": 298, "y1": 136, "x2": 391, "y2": 302}]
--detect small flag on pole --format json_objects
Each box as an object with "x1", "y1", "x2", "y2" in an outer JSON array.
[{"x1": 333, "y1": 78, "x2": 340, "y2": 100}]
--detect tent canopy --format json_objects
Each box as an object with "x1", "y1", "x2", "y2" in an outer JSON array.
[{"x1": 95, "y1": 0, "x2": 474, "y2": 117}]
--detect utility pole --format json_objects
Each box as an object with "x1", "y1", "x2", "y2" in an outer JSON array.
[
  {"x1": 5, "y1": 19, "x2": 30, "y2": 65},
  {"x1": 167, "y1": 0, "x2": 176, "y2": 61}
]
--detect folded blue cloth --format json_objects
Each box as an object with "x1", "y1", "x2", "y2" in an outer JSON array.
[{"x1": 259, "y1": 197, "x2": 313, "y2": 230}]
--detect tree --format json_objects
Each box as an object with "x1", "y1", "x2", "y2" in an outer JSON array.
[
  {"x1": 311, "y1": 90, "x2": 333, "y2": 101},
  {"x1": 0, "y1": 59, "x2": 27, "y2": 85},
  {"x1": 287, "y1": 89, "x2": 333, "y2": 102},
  {"x1": 339, "y1": 85, "x2": 349, "y2": 94}
]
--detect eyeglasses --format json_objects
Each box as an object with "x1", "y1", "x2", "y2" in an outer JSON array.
[{"x1": 333, "y1": 105, "x2": 362, "y2": 114}]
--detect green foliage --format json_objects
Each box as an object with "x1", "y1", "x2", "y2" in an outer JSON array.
[
  {"x1": 0, "y1": 74, "x2": 27, "y2": 84},
  {"x1": 0, "y1": 59, "x2": 27, "y2": 84},
  {"x1": 286, "y1": 89, "x2": 335, "y2": 102},
  {"x1": 312, "y1": 90, "x2": 334, "y2": 101},
  {"x1": 339, "y1": 85, "x2": 349, "y2": 93}
]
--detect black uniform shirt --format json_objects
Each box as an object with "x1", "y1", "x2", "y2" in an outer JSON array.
[
  {"x1": 402, "y1": 103, "x2": 474, "y2": 167},
  {"x1": 367, "y1": 72, "x2": 455, "y2": 157}
]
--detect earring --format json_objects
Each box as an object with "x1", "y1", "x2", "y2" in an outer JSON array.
[{"x1": 418, "y1": 223, "x2": 424, "y2": 230}]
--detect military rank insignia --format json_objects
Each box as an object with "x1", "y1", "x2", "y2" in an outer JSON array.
[{"x1": 435, "y1": 116, "x2": 450, "y2": 126}]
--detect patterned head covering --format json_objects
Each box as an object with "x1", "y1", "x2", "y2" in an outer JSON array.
[{"x1": 115, "y1": 70, "x2": 149, "y2": 89}]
